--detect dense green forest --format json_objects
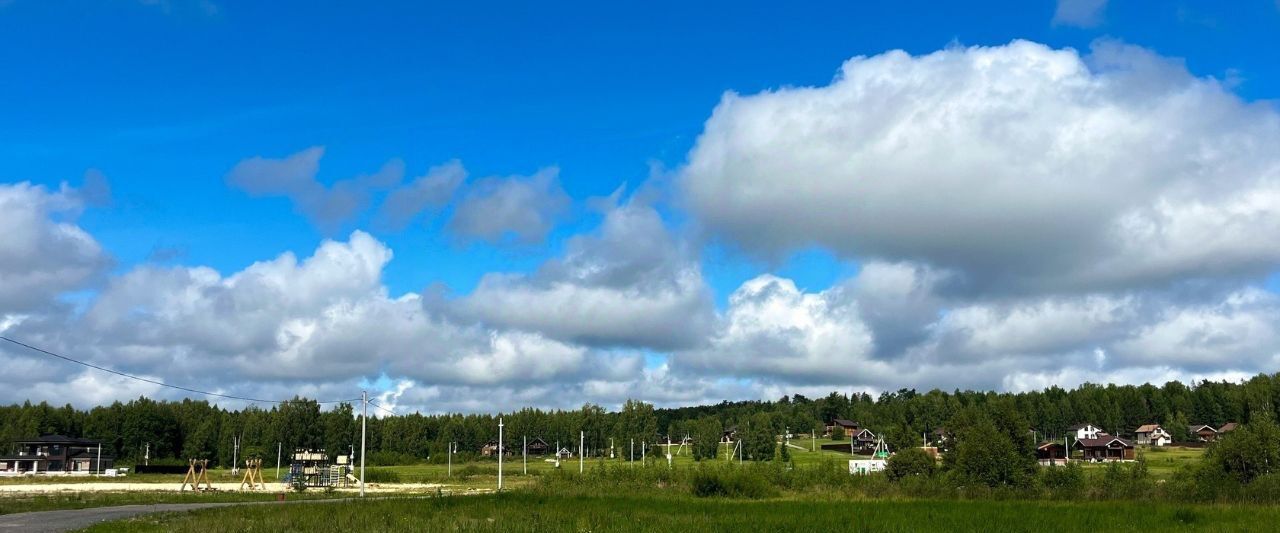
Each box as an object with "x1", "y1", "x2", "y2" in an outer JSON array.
[{"x1": 3, "y1": 373, "x2": 1278, "y2": 467}]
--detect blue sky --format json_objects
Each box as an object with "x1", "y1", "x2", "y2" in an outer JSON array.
[
  {"x1": 5, "y1": 0, "x2": 1277, "y2": 300},
  {"x1": 2, "y1": 0, "x2": 1279, "y2": 411}
]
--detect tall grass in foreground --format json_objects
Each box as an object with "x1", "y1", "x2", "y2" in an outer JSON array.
[
  {"x1": 532, "y1": 457, "x2": 1280, "y2": 504},
  {"x1": 80, "y1": 492, "x2": 1280, "y2": 533}
]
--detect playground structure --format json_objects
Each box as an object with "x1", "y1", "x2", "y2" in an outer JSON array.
[{"x1": 284, "y1": 449, "x2": 358, "y2": 488}]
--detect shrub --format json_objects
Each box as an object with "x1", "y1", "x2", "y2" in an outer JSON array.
[
  {"x1": 689, "y1": 466, "x2": 776, "y2": 499},
  {"x1": 1202, "y1": 418, "x2": 1280, "y2": 484},
  {"x1": 886, "y1": 447, "x2": 935, "y2": 481},
  {"x1": 1037, "y1": 461, "x2": 1084, "y2": 496}
]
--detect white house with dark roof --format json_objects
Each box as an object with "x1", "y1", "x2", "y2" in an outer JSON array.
[
  {"x1": 1067, "y1": 423, "x2": 1104, "y2": 440},
  {"x1": 1134, "y1": 424, "x2": 1172, "y2": 446}
]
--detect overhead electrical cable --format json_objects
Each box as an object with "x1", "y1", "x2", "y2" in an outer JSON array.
[{"x1": 0, "y1": 335, "x2": 361, "y2": 405}]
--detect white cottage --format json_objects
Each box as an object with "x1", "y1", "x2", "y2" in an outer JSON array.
[
  {"x1": 1068, "y1": 423, "x2": 1105, "y2": 440},
  {"x1": 1134, "y1": 424, "x2": 1172, "y2": 446}
]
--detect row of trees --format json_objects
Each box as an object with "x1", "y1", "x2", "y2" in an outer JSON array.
[{"x1": 4, "y1": 373, "x2": 1279, "y2": 468}]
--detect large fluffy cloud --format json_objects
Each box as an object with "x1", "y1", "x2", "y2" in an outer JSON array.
[
  {"x1": 6, "y1": 40, "x2": 1280, "y2": 411},
  {"x1": 682, "y1": 40, "x2": 1280, "y2": 294},
  {"x1": 0, "y1": 181, "x2": 109, "y2": 313},
  {"x1": 447, "y1": 195, "x2": 714, "y2": 350},
  {"x1": 672, "y1": 266, "x2": 1280, "y2": 393}
]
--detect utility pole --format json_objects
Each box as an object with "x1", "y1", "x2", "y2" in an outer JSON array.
[
  {"x1": 360, "y1": 390, "x2": 367, "y2": 498},
  {"x1": 579, "y1": 431, "x2": 584, "y2": 474},
  {"x1": 96, "y1": 444, "x2": 102, "y2": 476},
  {"x1": 447, "y1": 442, "x2": 453, "y2": 477},
  {"x1": 144, "y1": 442, "x2": 150, "y2": 466},
  {"x1": 498, "y1": 418, "x2": 504, "y2": 491},
  {"x1": 666, "y1": 435, "x2": 672, "y2": 468},
  {"x1": 523, "y1": 435, "x2": 527, "y2": 475},
  {"x1": 276, "y1": 442, "x2": 282, "y2": 480},
  {"x1": 630, "y1": 439, "x2": 634, "y2": 465},
  {"x1": 232, "y1": 435, "x2": 239, "y2": 476}
]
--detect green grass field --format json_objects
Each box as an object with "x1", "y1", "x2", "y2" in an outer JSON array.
[
  {"x1": 77, "y1": 491, "x2": 1277, "y2": 532},
  {"x1": 1, "y1": 443, "x2": 1210, "y2": 520}
]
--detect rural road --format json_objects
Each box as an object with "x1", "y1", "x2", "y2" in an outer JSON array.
[
  {"x1": 0, "y1": 501, "x2": 254, "y2": 532},
  {"x1": 0, "y1": 493, "x2": 462, "y2": 533}
]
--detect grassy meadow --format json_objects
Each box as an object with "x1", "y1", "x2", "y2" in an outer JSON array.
[{"x1": 78, "y1": 491, "x2": 1278, "y2": 533}]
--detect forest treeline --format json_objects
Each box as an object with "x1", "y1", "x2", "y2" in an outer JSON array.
[{"x1": 2, "y1": 373, "x2": 1278, "y2": 467}]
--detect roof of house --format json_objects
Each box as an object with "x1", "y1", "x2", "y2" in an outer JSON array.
[
  {"x1": 1074, "y1": 436, "x2": 1134, "y2": 448},
  {"x1": 14, "y1": 435, "x2": 102, "y2": 446},
  {"x1": 1135, "y1": 424, "x2": 1161, "y2": 433},
  {"x1": 831, "y1": 419, "x2": 859, "y2": 428},
  {"x1": 1190, "y1": 424, "x2": 1218, "y2": 433},
  {"x1": 1037, "y1": 441, "x2": 1066, "y2": 450},
  {"x1": 1218, "y1": 422, "x2": 1239, "y2": 433}
]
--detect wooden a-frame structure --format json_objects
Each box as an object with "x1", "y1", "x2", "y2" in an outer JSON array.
[
  {"x1": 239, "y1": 458, "x2": 266, "y2": 491},
  {"x1": 180, "y1": 459, "x2": 213, "y2": 492}
]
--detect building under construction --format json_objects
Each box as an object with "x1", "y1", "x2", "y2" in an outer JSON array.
[{"x1": 284, "y1": 449, "x2": 357, "y2": 488}]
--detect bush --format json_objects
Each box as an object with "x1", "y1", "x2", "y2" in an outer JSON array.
[
  {"x1": 886, "y1": 447, "x2": 935, "y2": 481},
  {"x1": 831, "y1": 426, "x2": 846, "y2": 441},
  {"x1": 1202, "y1": 418, "x2": 1280, "y2": 484},
  {"x1": 1037, "y1": 461, "x2": 1084, "y2": 496},
  {"x1": 689, "y1": 466, "x2": 776, "y2": 499}
]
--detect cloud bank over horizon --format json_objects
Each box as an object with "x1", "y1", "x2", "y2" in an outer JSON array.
[{"x1": 3, "y1": 40, "x2": 1279, "y2": 414}]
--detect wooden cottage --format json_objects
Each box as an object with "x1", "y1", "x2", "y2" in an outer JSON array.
[{"x1": 1073, "y1": 436, "x2": 1135, "y2": 462}]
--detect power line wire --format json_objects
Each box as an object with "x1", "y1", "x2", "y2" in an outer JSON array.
[
  {"x1": 367, "y1": 399, "x2": 397, "y2": 417},
  {"x1": 0, "y1": 335, "x2": 360, "y2": 405}
]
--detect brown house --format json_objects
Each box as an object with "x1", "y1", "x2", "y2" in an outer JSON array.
[
  {"x1": 1036, "y1": 441, "x2": 1069, "y2": 465},
  {"x1": 1218, "y1": 422, "x2": 1239, "y2": 435},
  {"x1": 525, "y1": 438, "x2": 551, "y2": 456},
  {"x1": 1073, "y1": 436, "x2": 1135, "y2": 462},
  {"x1": 0, "y1": 435, "x2": 114, "y2": 474},
  {"x1": 826, "y1": 419, "x2": 860, "y2": 436},
  {"x1": 1188, "y1": 424, "x2": 1219, "y2": 442},
  {"x1": 480, "y1": 440, "x2": 511, "y2": 457}
]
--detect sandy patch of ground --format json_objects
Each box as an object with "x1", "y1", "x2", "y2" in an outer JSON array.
[{"x1": 0, "y1": 482, "x2": 455, "y2": 494}]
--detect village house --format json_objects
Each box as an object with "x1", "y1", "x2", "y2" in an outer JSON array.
[
  {"x1": 1073, "y1": 436, "x2": 1136, "y2": 462},
  {"x1": 0, "y1": 435, "x2": 114, "y2": 475},
  {"x1": 1036, "y1": 441, "x2": 1069, "y2": 465},
  {"x1": 721, "y1": 426, "x2": 738, "y2": 443},
  {"x1": 1068, "y1": 423, "x2": 1105, "y2": 440},
  {"x1": 1134, "y1": 424, "x2": 1173, "y2": 446},
  {"x1": 480, "y1": 440, "x2": 512, "y2": 457},
  {"x1": 852, "y1": 428, "x2": 879, "y2": 453},
  {"x1": 1189, "y1": 424, "x2": 1219, "y2": 442},
  {"x1": 826, "y1": 418, "x2": 860, "y2": 436},
  {"x1": 525, "y1": 437, "x2": 551, "y2": 456},
  {"x1": 1218, "y1": 422, "x2": 1238, "y2": 435},
  {"x1": 930, "y1": 427, "x2": 948, "y2": 446}
]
